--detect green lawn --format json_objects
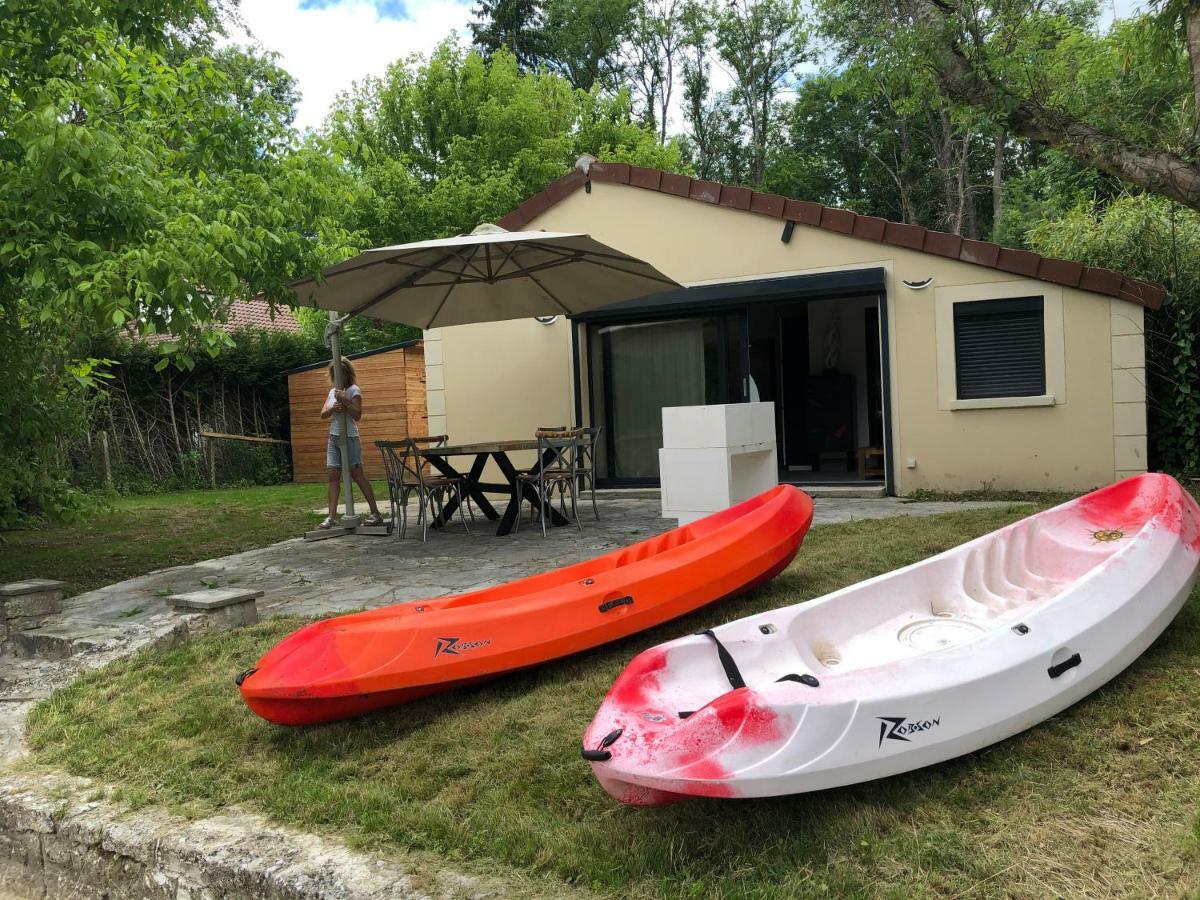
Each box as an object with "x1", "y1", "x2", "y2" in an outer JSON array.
[
  {"x1": 0, "y1": 482, "x2": 383, "y2": 596},
  {"x1": 23, "y1": 505, "x2": 1200, "y2": 898}
]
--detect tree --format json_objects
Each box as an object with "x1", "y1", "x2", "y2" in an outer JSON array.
[
  {"x1": 1028, "y1": 195, "x2": 1200, "y2": 475},
  {"x1": 713, "y1": 0, "x2": 809, "y2": 187},
  {"x1": 326, "y1": 43, "x2": 681, "y2": 247},
  {"x1": 469, "y1": 0, "x2": 546, "y2": 69},
  {"x1": 622, "y1": 0, "x2": 685, "y2": 142},
  {"x1": 541, "y1": 0, "x2": 636, "y2": 90},
  {"x1": 886, "y1": 0, "x2": 1200, "y2": 212},
  {"x1": 0, "y1": 0, "x2": 358, "y2": 522}
]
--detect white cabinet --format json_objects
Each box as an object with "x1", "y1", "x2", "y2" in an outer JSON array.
[{"x1": 659, "y1": 403, "x2": 778, "y2": 524}]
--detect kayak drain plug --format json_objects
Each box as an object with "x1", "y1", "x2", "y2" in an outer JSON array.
[{"x1": 581, "y1": 728, "x2": 624, "y2": 762}]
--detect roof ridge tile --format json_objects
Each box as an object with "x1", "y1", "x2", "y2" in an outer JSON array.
[{"x1": 497, "y1": 159, "x2": 1166, "y2": 309}]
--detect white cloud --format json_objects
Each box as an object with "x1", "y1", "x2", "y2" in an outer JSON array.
[{"x1": 228, "y1": 0, "x2": 474, "y2": 132}]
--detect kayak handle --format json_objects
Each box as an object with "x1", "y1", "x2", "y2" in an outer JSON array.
[
  {"x1": 1047, "y1": 653, "x2": 1082, "y2": 679},
  {"x1": 581, "y1": 727, "x2": 624, "y2": 762},
  {"x1": 234, "y1": 667, "x2": 258, "y2": 686},
  {"x1": 598, "y1": 596, "x2": 633, "y2": 613}
]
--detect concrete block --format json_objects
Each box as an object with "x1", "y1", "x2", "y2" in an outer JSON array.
[
  {"x1": 659, "y1": 403, "x2": 779, "y2": 523},
  {"x1": 1110, "y1": 299, "x2": 1144, "y2": 336},
  {"x1": 1114, "y1": 435, "x2": 1147, "y2": 472},
  {"x1": 1111, "y1": 333, "x2": 1145, "y2": 370},
  {"x1": 166, "y1": 588, "x2": 260, "y2": 629},
  {"x1": 426, "y1": 390, "x2": 446, "y2": 417},
  {"x1": 426, "y1": 415, "x2": 447, "y2": 436},
  {"x1": 0, "y1": 579, "x2": 65, "y2": 598},
  {"x1": 1111, "y1": 367, "x2": 1146, "y2": 404},
  {"x1": 425, "y1": 363, "x2": 445, "y2": 391},
  {"x1": 423, "y1": 339, "x2": 443, "y2": 365},
  {"x1": 1, "y1": 579, "x2": 64, "y2": 637},
  {"x1": 1113, "y1": 401, "x2": 1146, "y2": 437}
]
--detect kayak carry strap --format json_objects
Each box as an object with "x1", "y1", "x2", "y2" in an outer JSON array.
[
  {"x1": 581, "y1": 727, "x2": 624, "y2": 762},
  {"x1": 695, "y1": 629, "x2": 746, "y2": 690}
]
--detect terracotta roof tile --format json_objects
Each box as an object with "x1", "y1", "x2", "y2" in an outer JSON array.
[
  {"x1": 923, "y1": 231, "x2": 963, "y2": 259},
  {"x1": 628, "y1": 166, "x2": 662, "y2": 191},
  {"x1": 852, "y1": 215, "x2": 887, "y2": 241},
  {"x1": 719, "y1": 185, "x2": 752, "y2": 210},
  {"x1": 130, "y1": 298, "x2": 300, "y2": 345},
  {"x1": 996, "y1": 248, "x2": 1041, "y2": 277},
  {"x1": 749, "y1": 192, "x2": 786, "y2": 218},
  {"x1": 883, "y1": 222, "x2": 925, "y2": 250},
  {"x1": 820, "y1": 207, "x2": 856, "y2": 234},
  {"x1": 496, "y1": 159, "x2": 1167, "y2": 309},
  {"x1": 784, "y1": 199, "x2": 822, "y2": 226},
  {"x1": 659, "y1": 172, "x2": 691, "y2": 197},
  {"x1": 689, "y1": 180, "x2": 722, "y2": 204}
]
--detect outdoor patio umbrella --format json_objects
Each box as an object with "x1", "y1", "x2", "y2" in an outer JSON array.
[{"x1": 292, "y1": 223, "x2": 680, "y2": 532}]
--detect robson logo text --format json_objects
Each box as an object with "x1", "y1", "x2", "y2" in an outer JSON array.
[
  {"x1": 434, "y1": 636, "x2": 492, "y2": 658},
  {"x1": 877, "y1": 715, "x2": 941, "y2": 747}
]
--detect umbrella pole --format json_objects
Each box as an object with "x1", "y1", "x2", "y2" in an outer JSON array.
[{"x1": 329, "y1": 312, "x2": 360, "y2": 529}]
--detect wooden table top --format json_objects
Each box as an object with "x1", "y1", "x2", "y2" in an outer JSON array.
[{"x1": 419, "y1": 439, "x2": 541, "y2": 456}]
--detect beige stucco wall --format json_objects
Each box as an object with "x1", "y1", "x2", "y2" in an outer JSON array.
[{"x1": 429, "y1": 181, "x2": 1148, "y2": 493}]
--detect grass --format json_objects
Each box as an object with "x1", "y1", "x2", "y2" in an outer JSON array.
[
  {"x1": 23, "y1": 504, "x2": 1200, "y2": 898},
  {"x1": 0, "y1": 481, "x2": 383, "y2": 596}
]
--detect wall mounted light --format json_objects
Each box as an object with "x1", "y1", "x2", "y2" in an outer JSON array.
[
  {"x1": 903, "y1": 277, "x2": 935, "y2": 290},
  {"x1": 534, "y1": 316, "x2": 560, "y2": 326}
]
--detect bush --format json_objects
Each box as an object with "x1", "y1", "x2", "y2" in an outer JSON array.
[{"x1": 1026, "y1": 195, "x2": 1200, "y2": 477}]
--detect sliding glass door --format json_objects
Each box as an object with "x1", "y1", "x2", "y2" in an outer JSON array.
[{"x1": 588, "y1": 313, "x2": 746, "y2": 482}]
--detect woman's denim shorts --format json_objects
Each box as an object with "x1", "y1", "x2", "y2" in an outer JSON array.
[{"x1": 326, "y1": 434, "x2": 363, "y2": 469}]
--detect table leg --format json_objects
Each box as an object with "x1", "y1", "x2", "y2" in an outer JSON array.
[
  {"x1": 493, "y1": 450, "x2": 570, "y2": 536},
  {"x1": 425, "y1": 454, "x2": 499, "y2": 527}
]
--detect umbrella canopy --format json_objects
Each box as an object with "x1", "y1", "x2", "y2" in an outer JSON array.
[{"x1": 290, "y1": 224, "x2": 679, "y2": 328}]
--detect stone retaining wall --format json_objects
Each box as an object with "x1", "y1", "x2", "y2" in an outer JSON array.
[{"x1": 0, "y1": 772, "x2": 485, "y2": 899}]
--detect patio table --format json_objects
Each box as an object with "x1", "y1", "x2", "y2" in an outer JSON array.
[{"x1": 419, "y1": 440, "x2": 571, "y2": 536}]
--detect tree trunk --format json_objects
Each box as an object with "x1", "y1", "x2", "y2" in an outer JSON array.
[
  {"x1": 992, "y1": 132, "x2": 1006, "y2": 240},
  {"x1": 1187, "y1": 2, "x2": 1200, "y2": 135}
]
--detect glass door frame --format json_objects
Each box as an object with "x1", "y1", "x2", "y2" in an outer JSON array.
[{"x1": 584, "y1": 311, "x2": 749, "y2": 487}]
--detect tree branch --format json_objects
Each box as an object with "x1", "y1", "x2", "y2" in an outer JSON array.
[{"x1": 912, "y1": 0, "x2": 1200, "y2": 212}]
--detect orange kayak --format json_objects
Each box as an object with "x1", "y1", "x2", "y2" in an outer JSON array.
[{"x1": 238, "y1": 485, "x2": 814, "y2": 725}]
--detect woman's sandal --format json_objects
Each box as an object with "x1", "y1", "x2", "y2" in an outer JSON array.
[
  {"x1": 362, "y1": 513, "x2": 385, "y2": 527},
  {"x1": 317, "y1": 515, "x2": 338, "y2": 529}
]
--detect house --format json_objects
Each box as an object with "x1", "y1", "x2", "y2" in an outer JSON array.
[
  {"x1": 286, "y1": 339, "x2": 428, "y2": 482},
  {"x1": 130, "y1": 297, "x2": 302, "y2": 345},
  {"x1": 423, "y1": 157, "x2": 1162, "y2": 495}
]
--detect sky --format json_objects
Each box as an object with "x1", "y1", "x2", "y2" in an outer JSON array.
[
  {"x1": 229, "y1": 0, "x2": 1150, "y2": 135},
  {"x1": 229, "y1": 0, "x2": 476, "y2": 132}
]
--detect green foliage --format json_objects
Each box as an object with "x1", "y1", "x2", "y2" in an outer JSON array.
[
  {"x1": 86, "y1": 328, "x2": 329, "y2": 494},
  {"x1": 326, "y1": 43, "x2": 680, "y2": 247},
  {"x1": 1027, "y1": 195, "x2": 1200, "y2": 475},
  {"x1": 0, "y1": 0, "x2": 360, "y2": 524}
]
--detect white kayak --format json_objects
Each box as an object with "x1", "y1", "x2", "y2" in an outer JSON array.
[{"x1": 582, "y1": 473, "x2": 1200, "y2": 805}]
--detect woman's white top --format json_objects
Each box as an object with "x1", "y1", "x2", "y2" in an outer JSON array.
[{"x1": 327, "y1": 384, "x2": 362, "y2": 438}]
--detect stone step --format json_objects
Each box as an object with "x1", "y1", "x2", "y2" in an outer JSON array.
[{"x1": 9, "y1": 621, "x2": 125, "y2": 660}]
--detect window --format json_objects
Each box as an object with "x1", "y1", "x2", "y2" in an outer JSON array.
[{"x1": 953, "y1": 296, "x2": 1046, "y2": 400}]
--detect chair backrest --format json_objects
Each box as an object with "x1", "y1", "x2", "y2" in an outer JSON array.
[
  {"x1": 374, "y1": 438, "x2": 430, "y2": 490},
  {"x1": 577, "y1": 425, "x2": 602, "y2": 475},
  {"x1": 534, "y1": 427, "x2": 582, "y2": 472},
  {"x1": 407, "y1": 434, "x2": 449, "y2": 448},
  {"x1": 375, "y1": 441, "x2": 406, "y2": 499}
]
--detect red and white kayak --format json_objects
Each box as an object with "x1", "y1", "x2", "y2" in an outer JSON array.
[{"x1": 582, "y1": 473, "x2": 1200, "y2": 805}]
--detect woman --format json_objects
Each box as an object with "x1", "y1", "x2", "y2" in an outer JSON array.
[{"x1": 318, "y1": 359, "x2": 384, "y2": 529}]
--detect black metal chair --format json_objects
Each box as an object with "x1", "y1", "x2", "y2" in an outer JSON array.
[
  {"x1": 376, "y1": 437, "x2": 471, "y2": 542},
  {"x1": 514, "y1": 428, "x2": 584, "y2": 536},
  {"x1": 575, "y1": 425, "x2": 602, "y2": 520}
]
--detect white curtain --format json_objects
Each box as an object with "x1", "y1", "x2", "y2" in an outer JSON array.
[{"x1": 605, "y1": 319, "x2": 706, "y2": 478}]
